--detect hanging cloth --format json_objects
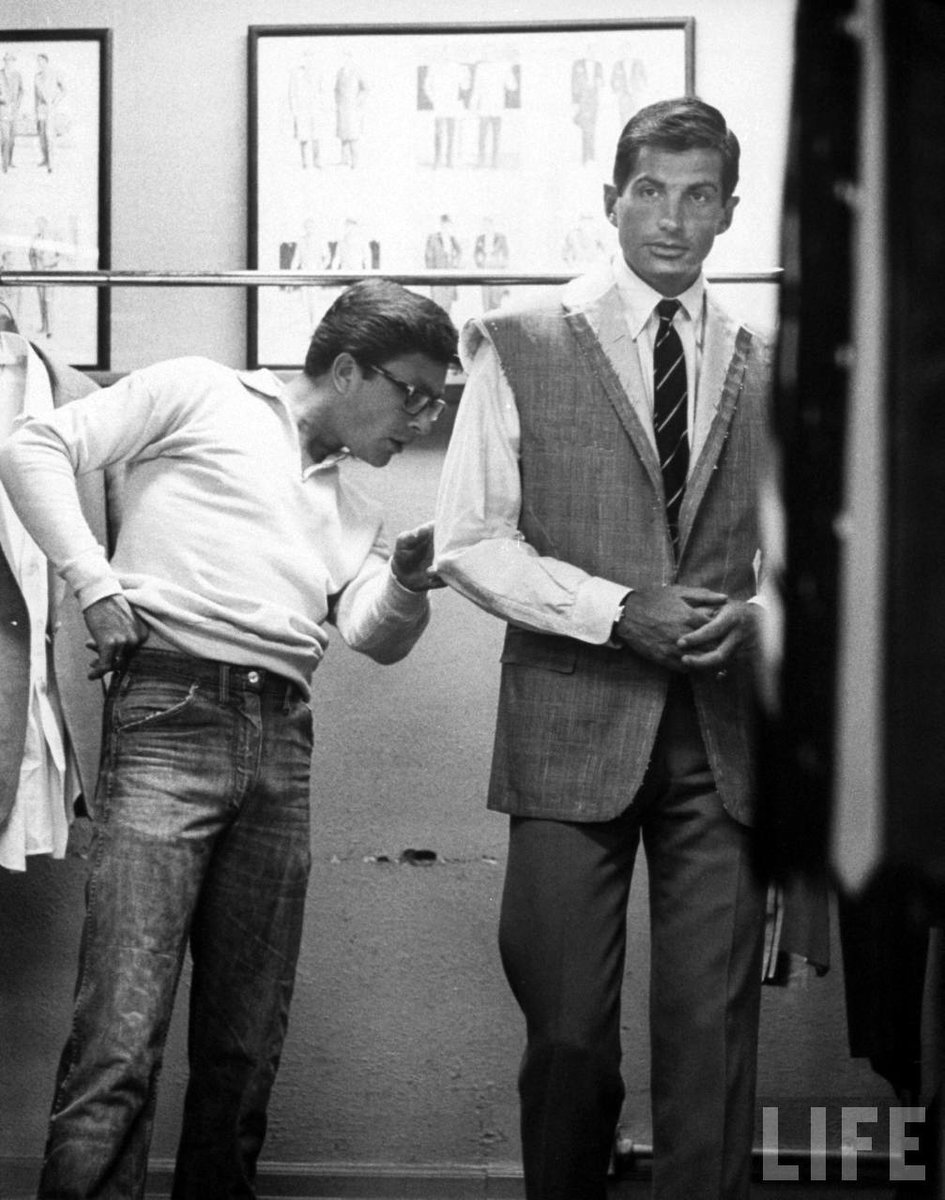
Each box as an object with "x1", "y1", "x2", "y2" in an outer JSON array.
[{"x1": 0, "y1": 331, "x2": 82, "y2": 870}]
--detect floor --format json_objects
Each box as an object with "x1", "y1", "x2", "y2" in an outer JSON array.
[{"x1": 2, "y1": 1186, "x2": 903, "y2": 1200}]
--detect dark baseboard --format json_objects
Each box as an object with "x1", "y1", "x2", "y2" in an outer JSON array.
[
  {"x1": 0, "y1": 1159, "x2": 528, "y2": 1199},
  {"x1": 0, "y1": 1155, "x2": 901, "y2": 1199},
  {"x1": 154, "y1": 1160, "x2": 526, "y2": 1198}
]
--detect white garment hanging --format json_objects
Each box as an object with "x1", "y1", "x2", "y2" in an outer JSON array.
[{"x1": 0, "y1": 330, "x2": 81, "y2": 871}]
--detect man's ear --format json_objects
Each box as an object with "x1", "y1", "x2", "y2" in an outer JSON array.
[
  {"x1": 717, "y1": 194, "x2": 740, "y2": 234},
  {"x1": 331, "y1": 351, "x2": 358, "y2": 395},
  {"x1": 603, "y1": 183, "x2": 618, "y2": 224}
]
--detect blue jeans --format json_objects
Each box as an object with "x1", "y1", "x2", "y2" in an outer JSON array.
[{"x1": 38, "y1": 649, "x2": 314, "y2": 1200}]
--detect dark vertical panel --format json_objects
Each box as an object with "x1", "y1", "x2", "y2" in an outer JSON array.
[
  {"x1": 756, "y1": 0, "x2": 858, "y2": 879},
  {"x1": 884, "y1": 0, "x2": 945, "y2": 894}
]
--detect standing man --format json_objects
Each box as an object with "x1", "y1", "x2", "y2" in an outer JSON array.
[
  {"x1": 571, "y1": 50, "x2": 604, "y2": 166},
  {"x1": 0, "y1": 50, "x2": 24, "y2": 173},
  {"x1": 435, "y1": 98, "x2": 771, "y2": 1200},
  {"x1": 29, "y1": 215, "x2": 60, "y2": 340},
  {"x1": 0, "y1": 278, "x2": 457, "y2": 1199},
  {"x1": 422, "y1": 58, "x2": 469, "y2": 169},
  {"x1": 468, "y1": 55, "x2": 516, "y2": 169},
  {"x1": 611, "y1": 53, "x2": 649, "y2": 126},
  {"x1": 425, "y1": 213, "x2": 463, "y2": 318},
  {"x1": 473, "y1": 216, "x2": 510, "y2": 312},
  {"x1": 287, "y1": 52, "x2": 333, "y2": 170},
  {"x1": 290, "y1": 215, "x2": 331, "y2": 331},
  {"x1": 34, "y1": 52, "x2": 65, "y2": 173},
  {"x1": 334, "y1": 53, "x2": 367, "y2": 169}
]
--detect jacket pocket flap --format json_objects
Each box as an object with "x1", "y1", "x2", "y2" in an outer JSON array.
[{"x1": 500, "y1": 630, "x2": 578, "y2": 674}]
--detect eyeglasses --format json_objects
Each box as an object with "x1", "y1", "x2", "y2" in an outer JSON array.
[{"x1": 367, "y1": 362, "x2": 446, "y2": 421}]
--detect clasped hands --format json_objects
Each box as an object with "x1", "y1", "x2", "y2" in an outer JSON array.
[{"x1": 613, "y1": 584, "x2": 758, "y2": 675}]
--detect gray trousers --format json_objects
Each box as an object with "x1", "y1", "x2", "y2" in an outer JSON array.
[{"x1": 498, "y1": 679, "x2": 766, "y2": 1200}]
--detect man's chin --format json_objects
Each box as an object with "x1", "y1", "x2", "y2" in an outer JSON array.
[
  {"x1": 366, "y1": 444, "x2": 397, "y2": 468},
  {"x1": 641, "y1": 256, "x2": 697, "y2": 293}
]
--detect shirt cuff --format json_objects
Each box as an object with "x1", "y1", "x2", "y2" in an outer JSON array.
[
  {"x1": 385, "y1": 562, "x2": 432, "y2": 610},
  {"x1": 574, "y1": 577, "x2": 637, "y2": 644},
  {"x1": 76, "y1": 576, "x2": 125, "y2": 612}
]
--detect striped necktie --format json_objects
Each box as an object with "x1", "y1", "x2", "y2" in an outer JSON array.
[{"x1": 653, "y1": 298, "x2": 689, "y2": 555}]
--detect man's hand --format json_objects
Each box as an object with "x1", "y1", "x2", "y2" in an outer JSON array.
[
  {"x1": 676, "y1": 599, "x2": 760, "y2": 675},
  {"x1": 83, "y1": 594, "x2": 150, "y2": 680},
  {"x1": 614, "y1": 585, "x2": 728, "y2": 672},
  {"x1": 390, "y1": 522, "x2": 446, "y2": 593}
]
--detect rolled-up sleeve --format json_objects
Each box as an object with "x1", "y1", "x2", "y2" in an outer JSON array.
[{"x1": 333, "y1": 534, "x2": 430, "y2": 664}]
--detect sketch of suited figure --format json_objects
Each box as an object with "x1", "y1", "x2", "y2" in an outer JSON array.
[
  {"x1": 474, "y1": 217, "x2": 510, "y2": 311},
  {"x1": 287, "y1": 53, "x2": 334, "y2": 169},
  {"x1": 421, "y1": 60, "x2": 470, "y2": 169},
  {"x1": 290, "y1": 218, "x2": 331, "y2": 330},
  {"x1": 0, "y1": 250, "x2": 23, "y2": 328},
  {"x1": 34, "y1": 53, "x2": 66, "y2": 173},
  {"x1": 571, "y1": 52, "x2": 604, "y2": 165},
  {"x1": 561, "y1": 213, "x2": 609, "y2": 271},
  {"x1": 468, "y1": 58, "x2": 517, "y2": 169},
  {"x1": 29, "y1": 216, "x2": 61, "y2": 338},
  {"x1": 334, "y1": 54, "x2": 367, "y2": 168},
  {"x1": 611, "y1": 55, "x2": 649, "y2": 126},
  {"x1": 425, "y1": 214, "x2": 462, "y2": 317},
  {"x1": 329, "y1": 218, "x2": 372, "y2": 272},
  {"x1": 0, "y1": 52, "x2": 24, "y2": 173}
]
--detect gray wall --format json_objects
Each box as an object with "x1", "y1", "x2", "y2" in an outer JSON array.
[{"x1": 0, "y1": 0, "x2": 888, "y2": 1180}]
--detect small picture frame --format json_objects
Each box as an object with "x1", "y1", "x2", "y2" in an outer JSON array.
[{"x1": 0, "y1": 28, "x2": 112, "y2": 370}]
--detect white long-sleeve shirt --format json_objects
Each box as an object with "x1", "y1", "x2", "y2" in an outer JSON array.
[
  {"x1": 0, "y1": 356, "x2": 429, "y2": 695},
  {"x1": 434, "y1": 260, "x2": 710, "y2": 643}
]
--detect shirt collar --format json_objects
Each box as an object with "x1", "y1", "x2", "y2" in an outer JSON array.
[
  {"x1": 236, "y1": 366, "x2": 284, "y2": 399},
  {"x1": 302, "y1": 450, "x2": 349, "y2": 479},
  {"x1": 611, "y1": 253, "x2": 705, "y2": 342},
  {"x1": 236, "y1": 367, "x2": 350, "y2": 475}
]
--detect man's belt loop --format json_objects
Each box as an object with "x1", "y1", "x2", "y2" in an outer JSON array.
[{"x1": 219, "y1": 662, "x2": 230, "y2": 703}]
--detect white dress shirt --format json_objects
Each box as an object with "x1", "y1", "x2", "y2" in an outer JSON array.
[{"x1": 434, "y1": 259, "x2": 710, "y2": 645}]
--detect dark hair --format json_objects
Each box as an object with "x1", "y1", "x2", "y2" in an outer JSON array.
[
  {"x1": 303, "y1": 278, "x2": 459, "y2": 379},
  {"x1": 612, "y1": 97, "x2": 740, "y2": 202}
]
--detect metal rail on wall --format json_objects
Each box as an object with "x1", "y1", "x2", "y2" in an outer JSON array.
[{"x1": 0, "y1": 268, "x2": 783, "y2": 288}]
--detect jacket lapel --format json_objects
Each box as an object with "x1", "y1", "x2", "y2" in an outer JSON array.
[
  {"x1": 562, "y1": 266, "x2": 664, "y2": 498},
  {"x1": 678, "y1": 293, "x2": 753, "y2": 552}
]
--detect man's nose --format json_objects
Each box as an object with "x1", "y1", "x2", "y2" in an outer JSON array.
[
  {"x1": 658, "y1": 197, "x2": 683, "y2": 228},
  {"x1": 408, "y1": 410, "x2": 438, "y2": 438}
]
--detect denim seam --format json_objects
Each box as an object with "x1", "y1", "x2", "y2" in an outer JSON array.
[
  {"x1": 114, "y1": 681, "x2": 200, "y2": 733},
  {"x1": 49, "y1": 816, "x2": 109, "y2": 1118}
]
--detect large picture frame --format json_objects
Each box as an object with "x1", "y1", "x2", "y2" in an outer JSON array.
[
  {"x1": 248, "y1": 19, "x2": 694, "y2": 369},
  {"x1": 0, "y1": 28, "x2": 111, "y2": 370}
]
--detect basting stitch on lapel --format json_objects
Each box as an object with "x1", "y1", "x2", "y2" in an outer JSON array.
[
  {"x1": 678, "y1": 325, "x2": 754, "y2": 553},
  {"x1": 563, "y1": 302, "x2": 665, "y2": 500}
]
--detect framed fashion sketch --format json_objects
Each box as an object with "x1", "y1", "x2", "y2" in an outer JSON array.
[
  {"x1": 0, "y1": 29, "x2": 111, "y2": 370},
  {"x1": 247, "y1": 19, "x2": 694, "y2": 369}
]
